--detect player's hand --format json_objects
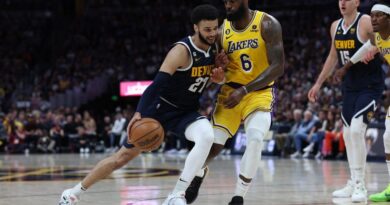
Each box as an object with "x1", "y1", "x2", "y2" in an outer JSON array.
[
  {"x1": 308, "y1": 83, "x2": 320, "y2": 103},
  {"x1": 210, "y1": 67, "x2": 225, "y2": 84},
  {"x1": 334, "y1": 67, "x2": 347, "y2": 84},
  {"x1": 127, "y1": 112, "x2": 141, "y2": 135},
  {"x1": 215, "y1": 50, "x2": 229, "y2": 70},
  {"x1": 223, "y1": 87, "x2": 246, "y2": 109},
  {"x1": 362, "y1": 47, "x2": 379, "y2": 64}
]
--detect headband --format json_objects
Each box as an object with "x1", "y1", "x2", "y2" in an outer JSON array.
[{"x1": 372, "y1": 4, "x2": 390, "y2": 15}]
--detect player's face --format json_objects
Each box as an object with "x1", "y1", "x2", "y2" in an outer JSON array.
[
  {"x1": 339, "y1": 0, "x2": 359, "y2": 16},
  {"x1": 195, "y1": 19, "x2": 218, "y2": 45},
  {"x1": 371, "y1": 11, "x2": 389, "y2": 32},
  {"x1": 224, "y1": 0, "x2": 246, "y2": 21}
]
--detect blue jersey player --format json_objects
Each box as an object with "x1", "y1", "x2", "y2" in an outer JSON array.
[
  {"x1": 308, "y1": 0, "x2": 385, "y2": 203},
  {"x1": 59, "y1": 5, "x2": 227, "y2": 205}
]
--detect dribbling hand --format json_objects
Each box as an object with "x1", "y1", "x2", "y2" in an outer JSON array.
[{"x1": 127, "y1": 112, "x2": 141, "y2": 135}]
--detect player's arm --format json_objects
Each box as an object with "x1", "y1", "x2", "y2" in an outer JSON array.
[
  {"x1": 307, "y1": 20, "x2": 339, "y2": 102},
  {"x1": 129, "y1": 45, "x2": 189, "y2": 127},
  {"x1": 245, "y1": 14, "x2": 285, "y2": 92}
]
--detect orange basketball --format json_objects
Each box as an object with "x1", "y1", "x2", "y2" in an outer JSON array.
[{"x1": 128, "y1": 118, "x2": 164, "y2": 152}]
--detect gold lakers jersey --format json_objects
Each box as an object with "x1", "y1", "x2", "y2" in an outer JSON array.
[
  {"x1": 221, "y1": 11, "x2": 271, "y2": 86},
  {"x1": 375, "y1": 32, "x2": 390, "y2": 64}
]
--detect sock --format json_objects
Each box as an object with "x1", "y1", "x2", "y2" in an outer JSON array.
[
  {"x1": 195, "y1": 167, "x2": 206, "y2": 178},
  {"x1": 173, "y1": 178, "x2": 190, "y2": 193},
  {"x1": 234, "y1": 177, "x2": 250, "y2": 197},
  {"x1": 387, "y1": 160, "x2": 390, "y2": 180},
  {"x1": 72, "y1": 182, "x2": 86, "y2": 196}
]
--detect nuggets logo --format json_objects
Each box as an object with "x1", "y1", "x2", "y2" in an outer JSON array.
[
  {"x1": 227, "y1": 39, "x2": 259, "y2": 53},
  {"x1": 225, "y1": 29, "x2": 230, "y2": 35},
  {"x1": 350, "y1": 28, "x2": 356, "y2": 34},
  {"x1": 0, "y1": 167, "x2": 180, "y2": 181},
  {"x1": 367, "y1": 111, "x2": 374, "y2": 121}
]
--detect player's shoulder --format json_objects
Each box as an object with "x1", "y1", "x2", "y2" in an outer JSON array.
[
  {"x1": 358, "y1": 14, "x2": 372, "y2": 28},
  {"x1": 259, "y1": 12, "x2": 281, "y2": 31}
]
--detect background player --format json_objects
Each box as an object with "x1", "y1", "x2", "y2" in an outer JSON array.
[
  {"x1": 335, "y1": 2, "x2": 390, "y2": 202},
  {"x1": 59, "y1": 4, "x2": 226, "y2": 205},
  {"x1": 185, "y1": 0, "x2": 284, "y2": 204},
  {"x1": 308, "y1": 0, "x2": 385, "y2": 202}
]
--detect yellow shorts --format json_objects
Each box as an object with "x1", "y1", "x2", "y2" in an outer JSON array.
[{"x1": 211, "y1": 84, "x2": 275, "y2": 136}]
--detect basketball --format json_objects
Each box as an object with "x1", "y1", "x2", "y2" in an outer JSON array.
[{"x1": 128, "y1": 118, "x2": 164, "y2": 152}]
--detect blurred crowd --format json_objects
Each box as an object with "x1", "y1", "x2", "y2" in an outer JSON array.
[{"x1": 0, "y1": 0, "x2": 389, "y2": 158}]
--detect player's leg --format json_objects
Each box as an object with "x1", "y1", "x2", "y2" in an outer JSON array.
[
  {"x1": 229, "y1": 111, "x2": 271, "y2": 205},
  {"x1": 333, "y1": 91, "x2": 356, "y2": 198},
  {"x1": 369, "y1": 107, "x2": 390, "y2": 202},
  {"x1": 163, "y1": 118, "x2": 214, "y2": 205},
  {"x1": 59, "y1": 146, "x2": 141, "y2": 205}
]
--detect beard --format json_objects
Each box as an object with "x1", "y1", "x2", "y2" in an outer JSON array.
[
  {"x1": 198, "y1": 32, "x2": 213, "y2": 46},
  {"x1": 226, "y1": 3, "x2": 246, "y2": 21}
]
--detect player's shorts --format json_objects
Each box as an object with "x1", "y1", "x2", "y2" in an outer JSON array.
[
  {"x1": 341, "y1": 88, "x2": 382, "y2": 126},
  {"x1": 211, "y1": 83, "x2": 275, "y2": 137},
  {"x1": 123, "y1": 97, "x2": 205, "y2": 148}
]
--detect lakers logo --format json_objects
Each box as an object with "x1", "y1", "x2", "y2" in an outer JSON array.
[
  {"x1": 0, "y1": 167, "x2": 180, "y2": 181},
  {"x1": 367, "y1": 111, "x2": 374, "y2": 121}
]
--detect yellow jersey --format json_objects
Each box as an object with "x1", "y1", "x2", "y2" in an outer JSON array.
[
  {"x1": 375, "y1": 32, "x2": 390, "y2": 64},
  {"x1": 221, "y1": 10, "x2": 271, "y2": 86}
]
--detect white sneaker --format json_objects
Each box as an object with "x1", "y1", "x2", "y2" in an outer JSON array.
[
  {"x1": 303, "y1": 143, "x2": 314, "y2": 153},
  {"x1": 315, "y1": 152, "x2": 322, "y2": 159},
  {"x1": 59, "y1": 189, "x2": 79, "y2": 205},
  {"x1": 162, "y1": 191, "x2": 187, "y2": 205},
  {"x1": 290, "y1": 151, "x2": 302, "y2": 158},
  {"x1": 351, "y1": 181, "x2": 367, "y2": 203},
  {"x1": 302, "y1": 151, "x2": 310, "y2": 158},
  {"x1": 178, "y1": 149, "x2": 188, "y2": 155},
  {"x1": 332, "y1": 180, "x2": 354, "y2": 198}
]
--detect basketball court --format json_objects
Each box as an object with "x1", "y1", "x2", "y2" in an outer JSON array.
[{"x1": 0, "y1": 153, "x2": 389, "y2": 205}]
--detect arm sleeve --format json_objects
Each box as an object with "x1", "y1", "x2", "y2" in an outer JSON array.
[
  {"x1": 350, "y1": 40, "x2": 375, "y2": 64},
  {"x1": 136, "y1": 71, "x2": 172, "y2": 114}
]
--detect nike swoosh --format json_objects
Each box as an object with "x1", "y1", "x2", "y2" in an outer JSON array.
[{"x1": 226, "y1": 35, "x2": 233, "y2": 40}]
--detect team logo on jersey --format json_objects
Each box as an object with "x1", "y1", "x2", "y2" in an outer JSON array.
[
  {"x1": 227, "y1": 39, "x2": 259, "y2": 54},
  {"x1": 225, "y1": 29, "x2": 231, "y2": 35},
  {"x1": 250, "y1": 25, "x2": 258, "y2": 32},
  {"x1": 366, "y1": 111, "x2": 374, "y2": 121},
  {"x1": 350, "y1": 28, "x2": 356, "y2": 34}
]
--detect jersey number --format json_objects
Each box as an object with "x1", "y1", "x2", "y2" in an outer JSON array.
[
  {"x1": 188, "y1": 77, "x2": 209, "y2": 93},
  {"x1": 240, "y1": 54, "x2": 252, "y2": 71},
  {"x1": 340, "y1": 51, "x2": 350, "y2": 65}
]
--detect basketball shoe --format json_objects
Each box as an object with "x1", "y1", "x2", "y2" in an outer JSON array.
[
  {"x1": 369, "y1": 183, "x2": 390, "y2": 202},
  {"x1": 185, "y1": 166, "x2": 208, "y2": 204},
  {"x1": 351, "y1": 181, "x2": 367, "y2": 203},
  {"x1": 59, "y1": 189, "x2": 79, "y2": 205},
  {"x1": 332, "y1": 180, "x2": 354, "y2": 198},
  {"x1": 228, "y1": 196, "x2": 243, "y2": 205},
  {"x1": 162, "y1": 191, "x2": 187, "y2": 205}
]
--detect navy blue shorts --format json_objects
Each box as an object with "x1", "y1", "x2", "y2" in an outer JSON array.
[
  {"x1": 123, "y1": 98, "x2": 205, "y2": 148},
  {"x1": 341, "y1": 88, "x2": 382, "y2": 126}
]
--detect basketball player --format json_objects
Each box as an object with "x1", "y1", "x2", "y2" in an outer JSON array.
[
  {"x1": 334, "y1": 3, "x2": 390, "y2": 202},
  {"x1": 185, "y1": 0, "x2": 285, "y2": 204},
  {"x1": 59, "y1": 5, "x2": 227, "y2": 205},
  {"x1": 308, "y1": 0, "x2": 385, "y2": 203}
]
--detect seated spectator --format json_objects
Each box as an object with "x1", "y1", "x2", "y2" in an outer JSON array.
[
  {"x1": 323, "y1": 115, "x2": 345, "y2": 159},
  {"x1": 291, "y1": 109, "x2": 317, "y2": 158},
  {"x1": 274, "y1": 109, "x2": 302, "y2": 157}
]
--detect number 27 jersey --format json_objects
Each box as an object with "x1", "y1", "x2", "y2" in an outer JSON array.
[{"x1": 160, "y1": 36, "x2": 217, "y2": 110}]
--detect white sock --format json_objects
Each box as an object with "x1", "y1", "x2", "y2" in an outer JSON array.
[
  {"x1": 387, "y1": 160, "x2": 390, "y2": 179},
  {"x1": 349, "y1": 116, "x2": 367, "y2": 183},
  {"x1": 173, "y1": 178, "x2": 190, "y2": 194},
  {"x1": 343, "y1": 126, "x2": 354, "y2": 181},
  {"x1": 234, "y1": 177, "x2": 250, "y2": 197},
  {"x1": 72, "y1": 182, "x2": 86, "y2": 196},
  {"x1": 195, "y1": 167, "x2": 206, "y2": 178}
]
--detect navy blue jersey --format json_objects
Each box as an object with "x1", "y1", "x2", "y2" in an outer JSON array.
[
  {"x1": 160, "y1": 36, "x2": 217, "y2": 110},
  {"x1": 334, "y1": 13, "x2": 385, "y2": 91}
]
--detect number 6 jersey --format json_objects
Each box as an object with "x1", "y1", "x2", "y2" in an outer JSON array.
[
  {"x1": 159, "y1": 36, "x2": 217, "y2": 111},
  {"x1": 334, "y1": 13, "x2": 384, "y2": 91}
]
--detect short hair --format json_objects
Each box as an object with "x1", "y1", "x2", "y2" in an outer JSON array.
[{"x1": 191, "y1": 4, "x2": 219, "y2": 25}]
